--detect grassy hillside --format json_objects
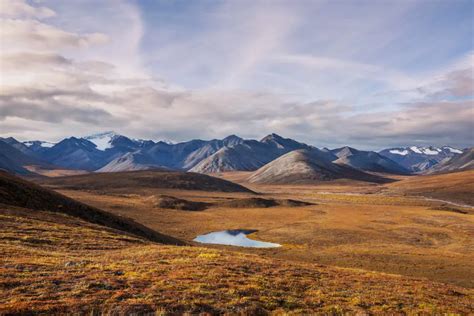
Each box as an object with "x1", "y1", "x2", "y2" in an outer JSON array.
[
  {"x1": 0, "y1": 171, "x2": 183, "y2": 245},
  {"x1": 384, "y1": 170, "x2": 474, "y2": 205},
  {"x1": 1, "y1": 205, "x2": 472, "y2": 314}
]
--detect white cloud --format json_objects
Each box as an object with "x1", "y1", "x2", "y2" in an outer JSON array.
[
  {"x1": 0, "y1": 0, "x2": 472, "y2": 150},
  {"x1": 0, "y1": 19, "x2": 108, "y2": 52},
  {"x1": 0, "y1": 0, "x2": 55, "y2": 19}
]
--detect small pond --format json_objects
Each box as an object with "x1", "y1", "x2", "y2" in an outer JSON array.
[{"x1": 193, "y1": 229, "x2": 281, "y2": 248}]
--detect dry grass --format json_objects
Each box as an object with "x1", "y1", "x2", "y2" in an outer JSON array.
[
  {"x1": 55, "y1": 178, "x2": 474, "y2": 288},
  {"x1": 1, "y1": 206, "x2": 473, "y2": 314},
  {"x1": 383, "y1": 170, "x2": 474, "y2": 205}
]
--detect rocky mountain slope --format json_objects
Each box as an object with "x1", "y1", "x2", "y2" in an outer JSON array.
[
  {"x1": 333, "y1": 146, "x2": 410, "y2": 174},
  {"x1": 425, "y1": 148, "x2": 474, "y2": 174},
  {"x1": 248, "y1": 148, "x2": 388, "y2": 184},
  {"x1": 3, "y1": 132, "x2": 470, "y2": 177},
  {"x1": 191, "y1": 134, "x2": 312, "y2": 173},
  {"x1": 379, "y1": 146, "x2": 463, "y2": 172},
  {"x1": 0, "y1": 139, "x2": 49, "y2": 175}
]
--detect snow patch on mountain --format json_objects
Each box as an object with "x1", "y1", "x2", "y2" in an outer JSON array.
[
  {"x1": 422, "y1": 147, "x2": 440, "y2": 155},
  {"x1": 409, "y1": 146, "x2": 422, "y2": 154},
  {"x1": 443, "y1": 146, "x2": 463, "y2": 154},
  {"x1": 389, "y1": 149, "x2": 409, "y2": 155},
  {"x1": 84, "y1": 131, "x2": 117, "y2": 151},
  {"x1": 23, "y1": 141, "x2": 55, "y2": 148}
]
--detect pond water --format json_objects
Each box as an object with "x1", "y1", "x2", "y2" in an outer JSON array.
[{"x1": 193, "y1": 229, "x2": 281, "y2": 248}]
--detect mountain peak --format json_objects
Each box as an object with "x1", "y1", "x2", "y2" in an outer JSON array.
[
  {"x1": 261, "y1": 133, "x2": 284, "y2": 142},
  {"x1": 85, "y1": 131, "x2": 118, "y2": 138},
  {"x1": 83, "y1": 131, "x2": 121, "y2": 151},
  {"x1": 332, "y1": 146, "x2": 360, "y2": 158},
  {"x1": 223, "y1": 134, "x2": 242, "y2": 141}
]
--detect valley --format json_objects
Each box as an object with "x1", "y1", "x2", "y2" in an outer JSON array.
[
  {"x1": 1, "y1": 133, "x2": 473, "y2": 313},
  {"x1": 37, "y1": 170, "x2": 474, "y2": 289},
  {"x1": 1, "y1": 166, "x2": 473, "y2": 313}
]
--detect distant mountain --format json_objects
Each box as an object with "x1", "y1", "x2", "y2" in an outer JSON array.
[
  {"x1": 141, "y1": 135, "x2": 245, "y2": 171},
  {"x1": 190, "y1": 143, "x2": 269, "y2": 173},
  {"x1": 248, "y1": 148, "x2": 388, "y2": 184},
  {"x1": 379, "y1": 146, "x2": 463, "y2": 172},
  {"x1": 191, "y1": 134, "x2": 312, "y2": 173},
  {"x1": 42, "y1": 137, "x2": 106, "y2": 171},
  {"x1": 97, "y1": 151, "x2": 167, "y2": 172},
  {"x1": 0, "y1": 139, "x2": 47, "y2": 174},
  {"x1": 332, "y1": 146, "x2": 409, "y2": 174},
  {"x1": 0, "y1": 137, "x2": 37, "y2": 156},
  {"x1": 425, "y1": 148, "x2": 474, "y2": 174},
  {"x1": 23, "y1": 140, "x2": 56, "y2": 155},
  {"x1": 84, "y1": 131, "x2": 152, "y2": 152},
  {"x1": 1, "y1": 131, "x2": 468, "y2": 178}
]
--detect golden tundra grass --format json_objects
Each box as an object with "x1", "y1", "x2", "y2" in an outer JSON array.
[
  {"x1": 49, "y1": 171, "x2": 474, "y2": 288},
  {"x1": 1, "y1": 206, "x2": 473, "y2": 314}
]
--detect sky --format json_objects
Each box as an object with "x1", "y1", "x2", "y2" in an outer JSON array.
[{"x1": 0, "y1": 0, "x2": 473, "y2": 150}]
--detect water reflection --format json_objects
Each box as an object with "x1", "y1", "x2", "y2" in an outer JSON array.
[{"x1": 193, "y1": 230, "x2": 281, "y2": 248}]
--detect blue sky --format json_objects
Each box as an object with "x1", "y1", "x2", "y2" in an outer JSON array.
[{"x1": 0, "y1": 0, "x2": 473, "y2": 149}]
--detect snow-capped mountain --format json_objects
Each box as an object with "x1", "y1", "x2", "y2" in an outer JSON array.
[
  {"x1": 379, "y1": 146, "x2": 464, "y2": 172},
  {"x1": 23, "y1": 141, "x2": 56, "y2": 156},
  {"x1": 23, "y1": 141, "x2": 55, "y2": 149},
  {"x1": 426, "y1": 148, "x2": 474, "y2": 174},
  {"x1": 83, "y1": 131, "x2": 121, "y2": 151},
  {"x1": 2, "y1": 131, "x2": 470, "y2": 176}
]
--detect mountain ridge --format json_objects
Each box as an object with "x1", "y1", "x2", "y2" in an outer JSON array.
[{"x1": 1, "y1": 133, "x2": 469, "y2": 177}]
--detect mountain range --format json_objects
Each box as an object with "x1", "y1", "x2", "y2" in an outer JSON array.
[
  {"x1": 378, "y1": 146, "x2": 463, "y2": 172},
  {"x1": 0, "y1": 132, "x2": 471, "y2": 181}
]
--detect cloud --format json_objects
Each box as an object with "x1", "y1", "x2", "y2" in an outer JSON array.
[
  {"x1": 0, "y1": 19, "x2": 108, "y2": 52},
  {"x1": 422, "y1": 68, "x2": 474, "y2": 99},
  {"x1": 0, "y1": 0, "x2": 472, "y2": 150},
  {"x1": 0, "y1": 0, "x2": 56, "y2": 19}
]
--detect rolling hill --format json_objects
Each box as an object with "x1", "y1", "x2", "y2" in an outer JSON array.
[
  {"x1": 248, "y1": 149, "x2": 389, "y2": 184},
  {"x1": 1, "y1": 169, "x2": 472, "y2": 314},
  {"x1": 38, "y1": 170, "x2": 254, "y2": 193},
  {"x1": 384, "y1": 169, "x2": 474, "y2": 205},
  {"x1": 0, "y1": 170, "x2": 184, "y2": 245}
]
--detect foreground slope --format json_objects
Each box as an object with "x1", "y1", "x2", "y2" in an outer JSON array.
[
  {"x1": 0, "y1": 171, "x2": 183, "y2": 245},
  {"x1": 1, "y1": 205, "x2": 472, "y2": 314},
  {"x1": 248, "y1": 149, "x2": 390, "y2": 184},
  {"x1": 38, "y1": 170, "x2": 253, "y2": 193}
]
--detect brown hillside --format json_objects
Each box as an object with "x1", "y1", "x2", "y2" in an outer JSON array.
[
  {"x1": 38, "y1": 170, "x2": 254, "y2": 193},
  {"x1": 1, "y1": 205, "x2": 472, "y2": 314},
  {"x1": 384, "y1": 170, "x2": 474, "y2": 205},
  {"x1": 0, "y1": 171, "x2": 184, "y2": 245}
]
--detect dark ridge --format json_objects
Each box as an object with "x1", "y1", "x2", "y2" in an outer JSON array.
[
  {"x1": 0, "y1": 170, "x2": 185, "y2": 245},
  {"x1": 153, "y1": 195, "x2": 210, "y2": 211},
  {"x1": 218, "y1": 197, "x2": 314, "y2": 208},
  {"x1": 37, "y1": 170, "x2": 254, "y2": 193}
]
